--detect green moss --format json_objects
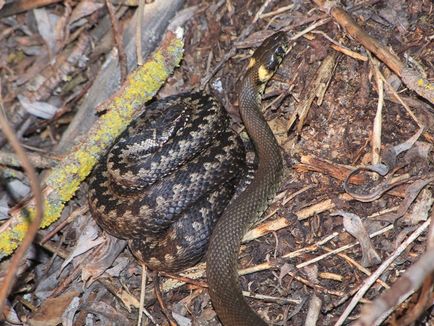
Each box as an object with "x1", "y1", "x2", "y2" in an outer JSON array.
[
  {"x1": 7, "y1": 51, "x2": 25, "y2": 64},
  {"x1": 40, "y1": 198, "x2": 64, "y2": 228},
  {"x1": 0, "y1": 213, "x2": 31, "y2": 257}
]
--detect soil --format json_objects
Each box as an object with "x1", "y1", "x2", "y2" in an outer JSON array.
[{"x1": 0, "y1": 0, "x2": 433, "y2": 325}]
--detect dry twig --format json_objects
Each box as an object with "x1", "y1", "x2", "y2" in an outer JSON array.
[
  {"x1": 200, "y1": 0, "x2": 283, "y2": 88},
  {"x1": 136, "y1": 0, "x2": 145, "y2": 66},
  {"x1": 369, "y1": 54, "x2": 384, "y2": 166},
  {"x1": 287, "y1": 52, "x2": 338, "y2": 133},
  {"x1": 154, "y1": 276, "x2": 177, "y2": 326},
  {"x1": 137, "y1": 263, "x2": 147, "y2": 326},
  {"x1": 160, "y1": 224, "x2": 394, "y2": 295},
  {"x1": 0, "y1": 102, "x2": 44, "y2": 312},
  {"x1": 355, "y1": 214, "x2": 434, "y2": 325},
  {"x1": 105, "y1": 0, "x2": 127, "y2": 83}
]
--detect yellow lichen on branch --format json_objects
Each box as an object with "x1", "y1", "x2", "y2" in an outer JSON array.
[{"x1": 0, "y1": 30, "x2": 184, "y2": 258}]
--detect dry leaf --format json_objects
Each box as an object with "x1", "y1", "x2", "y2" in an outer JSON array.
[
  {"x1": 172, "y1": 311, "x2": 192, "y2": 326},
  {"x1": 404, "y1": 188, "x2": 433, "y2": 224},
  {"x1": 28, "y1": 291, "x2": 80, "y2": 326},
  {"x1": 33, "y1": 8, "x2": 60, "y2": 59},
  {"x1": 83, "y1": 301, "x2": 130, "y2": 324},
  {"x1": 81, "y1": 234, "x2": 127, "y2": 286},
  {"x1": 69, "y1": 0, "x2": 105, "y2": 26},
  {"x1": 18, "y1": 95, "x2": 58, "y2": 119},
  {"x1": 61, "y1": 296, "x2": 80, "y2": 326},
  {"x1": 60, "y1": 219, "x2": 104, "y2": 272},
  {"x1": 334, "y1": 210, "x2": 381, "y2": 267}
]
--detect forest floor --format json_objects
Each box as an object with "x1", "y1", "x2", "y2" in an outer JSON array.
[{"x1": 0, "y1": 0, "x2": 433, "y2": 325}]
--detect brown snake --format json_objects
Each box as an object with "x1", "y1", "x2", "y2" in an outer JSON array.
[{"x1": 88, "y1": 31, "x2": 289, "y2": 325}]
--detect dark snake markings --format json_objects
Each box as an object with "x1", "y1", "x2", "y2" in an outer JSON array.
[{"x1": 89, "y1": 32, "x2": 289, "y2": 325}]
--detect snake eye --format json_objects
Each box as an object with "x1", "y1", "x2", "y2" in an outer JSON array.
[
  {"x1": 265, "y1": 44, "x2": 287, "y2": 72},
  {"x1": 266, "y1": 56, "x2": 279, "y2": 71},
  {"x1": 265, "y1": 51, "x2": 284, "y2": 72},
  {"x1": 275, "y1": 45, "x2": 288, "y2": 57}
]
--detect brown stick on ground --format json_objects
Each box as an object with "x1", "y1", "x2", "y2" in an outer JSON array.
[
  {"x1": 313, "y1": 0, "x2": 434, "y2": 104},
  {"x1": 296, "y1": 155, "x2": 366, "y2": 184},
  {"x1": 105, "y1": 0, "x2": 128, "y2": 83},
  {"x1": 154, "y1": 276, "x2": 178, "y2": 326}
]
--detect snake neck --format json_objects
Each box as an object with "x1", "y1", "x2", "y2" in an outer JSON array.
[{"x1": 239, "y1": 70, "x2": 283, "y2": 183}]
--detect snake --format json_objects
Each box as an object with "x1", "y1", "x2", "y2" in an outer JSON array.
[
  {"x1": 206, "y1": 32, "x2": 289, "y2": 325},
  {"x1": 88, "y1": 92, "x2": 246, "y2": 272},
  {"x1": 88, "y1": 31, "x2": 289, "y2": 325}
]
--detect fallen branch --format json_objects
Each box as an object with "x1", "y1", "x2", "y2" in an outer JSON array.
[{"x1": 0, "y1": 29, "x2": 184, "y2": 258}]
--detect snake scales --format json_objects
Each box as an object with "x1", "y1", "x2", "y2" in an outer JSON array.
[{"x1": 88, "y1": 31, "x2": 289, "y2": 325}]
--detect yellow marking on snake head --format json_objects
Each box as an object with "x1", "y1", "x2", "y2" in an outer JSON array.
[
  {"x1": 258, "y1": 65, "x2": 273, "y2": 82},
  {"x1": 247, "y1": 58, "x2": 256, "y2": 68}
]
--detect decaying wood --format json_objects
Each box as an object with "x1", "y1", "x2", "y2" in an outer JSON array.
[{"x1": 287, "y1": 52, "x2": 338, "y2": 133}]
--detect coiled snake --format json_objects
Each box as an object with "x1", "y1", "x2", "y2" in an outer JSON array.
[{"x1": 88, "y1": 31, "x2": 289, "y2": 325}]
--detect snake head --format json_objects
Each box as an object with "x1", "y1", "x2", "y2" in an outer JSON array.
[{"x1": 249, "y1": 31, "x2": 289, "y2": 83}]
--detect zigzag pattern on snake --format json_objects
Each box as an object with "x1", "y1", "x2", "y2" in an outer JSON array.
[{"x1": 88, "y1": 92, "x2": 246, "y2": 272}]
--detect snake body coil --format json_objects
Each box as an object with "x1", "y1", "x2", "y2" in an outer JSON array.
[
  {"x1": 89, "y1": 92, "x2": 246, "y2": 271},
  {"x1": 88, "y1": 32, "x2": 289, "y2": 324}
]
